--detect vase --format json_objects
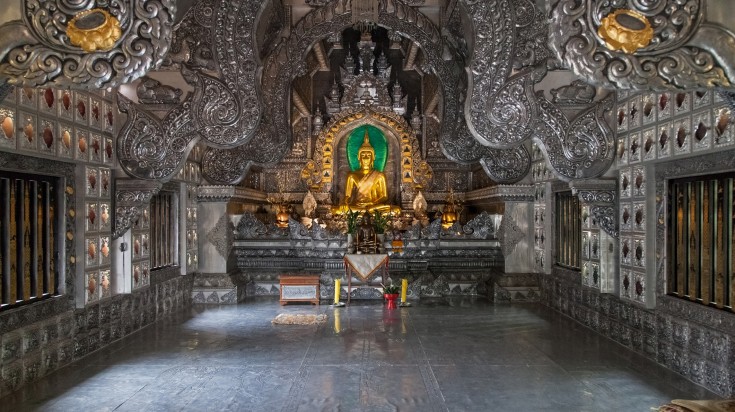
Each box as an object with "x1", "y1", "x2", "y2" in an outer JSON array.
[
  {"x1": 384, "y1": 293, "x2": 399, "y2": 309},
  {"x1": 346, "y1": 233, "x2": 355, "y2": 254},
  {"x1": 376, "y1": 233, "x2": 385, "y2": 253}
]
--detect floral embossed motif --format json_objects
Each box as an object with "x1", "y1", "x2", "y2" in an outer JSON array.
[
  {"x1": 622, "y1": 208, "x2": 630, "y2": 224},
  {"x1": 623, "y1": 274, "x2": 630, "y2": 292},
  {"x1": 88, "y1": 206, "x2": 96, "y2": 225},
  {"x1": 660, "y1": 130, "x2": 668, "y2": 149},
  {"x1": 77, "y1": 100, "x2": 86, "y2": 119},
  {"x1": 100, "y1": 205, "x2": 109, "y2": 224},
  {"x1": 92, "y1": 104, "x2": 99, "y2": 121},
  {"x1": 134, "y1": 267, "x2": 140, "y2": 284},
  {"x1": 62, "y1": 130, "x2": 71, "y2": 149},
  {"x1": 106, "y1": 109, "x2": 113, "y2": 127},
  {"x1": 92, "y1": 137, "x2": 100, "y2": 155},
  {"x1": 134, "y1": 239, "x2": 140, "y2": 256},
  {"x1": 62, "y1": 92, "x2": 71, "y2": 111},
  {"x1": 44, "y1": 89, "x2": 54, "y2": 108},
  {"x1": 43, "y1": 126, "x2": 54, "y2": 148},
  {"x1": 106, "y1": 141, "x2": 113, "y2": 159},
  {"x1": 659, "y1": 94, "x2": 668, "y2": 111},
  {"x1": 88, "y1": 241, "x2": 96, "y2": 260},
  {"x1": 635, "y1": 279, "x2": 643, "y2": 296},
  {"x1": 716, "y1": 110, "x2": 729, "y2": 137},
  {"x1": 24, "y1": 122, "x2": 33, "y2": 143},
  {"x1": 1, "y1": 117, "x2": 13, "y2": 139},
  {"x1": 102, "y1": 174, "x2": 109, "y2": 192},
  {"x1": 101, "y1": 240, "x2": 109, "y2": 258},
  {"x1": 101, "y1": 273, "x2": 110, "y2": 290},
  {"x1": 79, "y1": 136, "x2": 87, "y2": 153},
  {"x1": 88, "y1": 275, "x2": 96, "y2": 295},
  {"x1": 644, "y1": 136, "x2": 653, "y2": 154},
  {"x1": 695, "y1": 123, "x2": 707, "y2": 141},
  {"x1": 88, "y1": 173, "x2": 96, "y2": 190}
]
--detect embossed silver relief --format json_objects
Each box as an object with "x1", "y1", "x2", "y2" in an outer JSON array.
[
  {"x1": 551, "y1": 80, "x2": 596, "y2": 105},
  {"x1": 533, "y1": 93, "x2": 616, "y2": 180},
  {"x1": 570, "y1": 179, "x2": 618, "y2": 238},
  {"x1": 0, "y1": 0, "x2": 176, "y2": 89},
  {"x1": 463, "y1": 211, "x2": 498, "y2": 239},
  {"x1": 206, "y1": 214, "x2": 235, "y2": 259},
  {"x1": 118, "y1": 0, "x2": 263, "y2": 182},
  {"x1": 497, "y1": 214, "x2": 524, "y2": 257},
  {"x1": 113, "y1": 180, "x2": 162, "y2": 240},
  {"x1": 548, "y1": 0, "x2": 735, "y2": 90},
  {"x1": 136, "y1": 77, "x2": 183, "y2": 105}
]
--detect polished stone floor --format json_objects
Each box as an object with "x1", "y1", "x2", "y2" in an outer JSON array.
[{"x1": 3, "y1": 298, "x2": 716, "y2": 411}]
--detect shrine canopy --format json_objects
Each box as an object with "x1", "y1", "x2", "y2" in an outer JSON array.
[{"x1": 346, "y1": 125, "x2": 387, "y2": 172}]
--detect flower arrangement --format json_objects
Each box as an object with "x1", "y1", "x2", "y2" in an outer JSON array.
[
  {"x1": 372, "y1": 210, "x2": 390, "y2": 234},
  {"x1": 345, "y1": 209, "x2": 360, "y2": 234},
  {"x1": 381, "y1": 282, "x2": 399, "y2": 295}
]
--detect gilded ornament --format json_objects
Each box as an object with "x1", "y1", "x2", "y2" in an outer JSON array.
[
  {"x1": 597, "y1": 9, "x2": 653, "y2": 54},
  {"x1": 67, "y1": 9, "x2": 123, "y2": 52}
]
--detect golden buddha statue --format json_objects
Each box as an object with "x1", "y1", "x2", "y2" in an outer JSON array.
[{"x1": 333, "y1": 130, "x2": 399, "y2": 215}]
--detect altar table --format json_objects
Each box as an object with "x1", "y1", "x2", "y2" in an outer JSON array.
[{"x1": 343, "y1": 254, "x2": 389, "y2": 304}]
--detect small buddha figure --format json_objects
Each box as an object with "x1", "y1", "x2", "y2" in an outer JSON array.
[
  {"x1": 333, "y1": 130, "x2": 399, "y2": 215},
  {"x1": 356, "y1": 211, "x2": 377, "y2": 254}
]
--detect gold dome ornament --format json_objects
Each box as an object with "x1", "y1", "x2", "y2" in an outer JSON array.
[
  {"x1": 597, "y1": 9, "x2": 654, "y2": 54},
  {"x1": 67, "y1": 9, "x2": 122, "y2": 52}
]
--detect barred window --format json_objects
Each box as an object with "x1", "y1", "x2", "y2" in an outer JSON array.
[
  {"x1": 0, "y1": 171, "x2": 60, "y2": 310},
  {"x1": 669, "y1": 174, "x2": 734, "y2": 310},
  {"x1": 150, "y1": 191, "x2": 177, "y2": 270},
  {"x1": 555, "y1": 191, "x2": 581, "y2": 270}
]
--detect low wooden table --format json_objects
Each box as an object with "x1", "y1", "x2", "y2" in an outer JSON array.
[{"x1": 279, "y1": 275, "x2": 320, "y2": 305}]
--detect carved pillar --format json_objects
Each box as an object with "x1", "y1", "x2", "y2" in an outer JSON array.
[
  {"x1": 467, "y1": 185, "x2": 535, "y2": 274},
  {"x1": 195, "y1": 185, "x2": 266, "y2": 303},
  {"x1": 569, "y1": 178, "x2": 617, "y2": 293}
]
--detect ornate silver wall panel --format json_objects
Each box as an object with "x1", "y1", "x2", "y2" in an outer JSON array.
[
  {"x1": 113, "y1": 180, "x2": 162, "y2": 240},
  {"x1": 533, "y1": 93, "x2": 616, "y2": 181},
  {"x1": 0, "y1": 0, "x2": 176, "y2": 89},
  {"x1": 117, "y1": 0, "x2": 263, "y2": 181},
  {"x1": 548, "y1": 0, "x2": 735, "y2": 90},
  {"x1": 569, "y1": 179, "x2": 618, "y2": 238},
  {"x1": 461, "y1": 0, "x2": 516, "y2": 147}
]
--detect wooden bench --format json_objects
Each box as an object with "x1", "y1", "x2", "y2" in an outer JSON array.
[{"x1": 279, "y1": 275, "x2": 320, "y2": 305}]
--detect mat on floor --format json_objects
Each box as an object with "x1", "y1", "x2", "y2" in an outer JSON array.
[
  {"x1": 271, "y1": 313, "x2": 327, "y2": 325},
  {"x1": 656, "y1": 399, "x2": 735, "y2": 412}
]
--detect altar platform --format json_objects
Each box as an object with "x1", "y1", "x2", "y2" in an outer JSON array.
[{"x1": 217, "y1": 212, "x2": 515, "y2": 302}]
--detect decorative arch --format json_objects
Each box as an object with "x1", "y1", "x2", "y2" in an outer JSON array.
[
  {"x1": 301, "y1": 107, "x2": 430, "y2": 198},
  {"x1": 201, "y1": 0, "x2": 527, "y2": 184}
]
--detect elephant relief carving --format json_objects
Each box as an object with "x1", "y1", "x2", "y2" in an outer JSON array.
[{"x1": 136, "y1": 77, "x2": 183, "y2": 105}]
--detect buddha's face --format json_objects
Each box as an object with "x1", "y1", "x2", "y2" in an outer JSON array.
[{"x1": 359, "y1": 151, "x2": 374, "y2": 170}]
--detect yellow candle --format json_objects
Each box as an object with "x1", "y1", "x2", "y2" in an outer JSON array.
[
  {"x1": 401, "y1": 279, "x2": 408, "y2": 303},
  {"x1": 334, "y1": 279, "x2": 341, "y2": 304}
]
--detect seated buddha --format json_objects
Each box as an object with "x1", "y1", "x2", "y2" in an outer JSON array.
[{"x1": 333, "y1": 130, "x2": 400, "y2": 215}]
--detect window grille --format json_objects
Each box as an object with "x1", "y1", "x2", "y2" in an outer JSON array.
[
  {"x1": 0, "y1": 171, "x2": 60, "y2": 309},
  {"x1": 555, "y1": 191, "x2": 581, "y2": 270},
  {"x1": 150, "y1": 191, "x2": 177, "y2": 270},
  {"x1": 669, "y1": 174, "x2": 734, "y2": 310}
]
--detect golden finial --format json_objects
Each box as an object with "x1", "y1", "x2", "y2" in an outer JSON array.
[{"x1": 358, "y1": 129, "x2": 375, "y2": 156}]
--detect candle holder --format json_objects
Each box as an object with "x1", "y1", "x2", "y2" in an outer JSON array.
[
  {"x1": 331, "y1": 302, "x2": 346, "y2": 307},
  {"x1": 399, "y1": 301, "x2": 412, "y2": 307}
]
